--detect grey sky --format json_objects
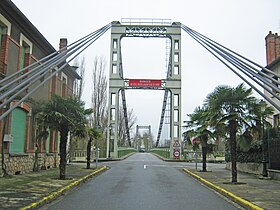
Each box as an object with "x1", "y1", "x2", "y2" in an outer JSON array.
[{"x1": 11, "y1": 0, "x2": 280, "y2": 143}]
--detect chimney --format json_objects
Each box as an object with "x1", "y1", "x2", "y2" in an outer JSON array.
[
  {"x1": 59, "y1": 38, "x2": 67, "y2": 51},
  {"x1": 265, "y1": 31, "x2": 280, "y2": 65},
  {"x1": 276, "y1": 33, "x2": 280, "y2": 60}
]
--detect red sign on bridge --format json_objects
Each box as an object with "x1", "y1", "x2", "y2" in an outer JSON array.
[{"x1": 128, "y1": 79, "x2": 162, "y2": 87}]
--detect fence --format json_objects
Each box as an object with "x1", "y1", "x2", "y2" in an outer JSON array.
[
  {"x1": 151, "y1": 148, "x2": 225, "y2": 162},
  {"x1": 269, "y1": 138, "x2": 280, "y2": 170},
  {"x1": 70, "y1": 149, "x2": 106, "y2": 162}
]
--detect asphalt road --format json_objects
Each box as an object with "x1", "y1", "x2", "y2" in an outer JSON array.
[{"x1": 42, "y1": 153, "x2": 241, "y2": 210}]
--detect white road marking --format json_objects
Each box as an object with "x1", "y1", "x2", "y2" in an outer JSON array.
[{"x1": 143, "y1": 164, "x2": 187, "y2": 169}]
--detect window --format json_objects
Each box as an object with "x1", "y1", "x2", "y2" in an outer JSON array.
[
  {"x1": 174, "y1": 53, "x2": 179, "y2": 63},
  {"x1": 111, "y1": 108, "x2": 115, "y2": 121},
  {"x1": 273, "y1": 114, "x2": 279, "y2": 127},
  {"x1": 61, "y1": 73, "x2": 68, "y2": 97},
  {"x1": 19, "y1": 34, "x2": 33, "y2": 70},
  {"x1": 174, "y1": 40, "x2": 179, "y2": 50},
  {"x1": 174, "y1": 94, "x2": 179, "y2": 107},
  {"x1": 111, "y1": 93, "x2": 116, "y2": 106},
  {"x1": 113, "y1": 52, "x2": 118, "y2": 61},
  {"x1": 112, "y1": 64, "x2": 117, "y2": 74},
  {"x1": 174, "y1": 65, "x2": 179, "y2": 75},
  {"x1": 0, "y1": 15, "x2": 11, "y2": 75},
  {"x1": 113, "y1": 39, "x2": 118, "y2": 49},
  {"x1": 174, "y1": 109, "x2": 179, "y2": 122},
  {"x1": 20, "y1": 44, "x2": 27, "y2": 69},
  {"x1": 174, "y1": 125, "x2": 179, "y2": 138}
]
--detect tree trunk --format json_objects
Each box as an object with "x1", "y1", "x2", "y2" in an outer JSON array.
[
  {"x1": 86, "y1": 138, "x2": 92, "y2": 169},
  {"x1": 201, "y1": 135, "x2": 208, "y2": 172},
  {"x1": 229, "y1": 120, "x2": 238, "y2": 183},
  {"x1": 59, "y1": 127, "x2": 69, "y2": 180},
  {"x1": 33, "y1": 144, "x2": 39, "y2": 172},
  {"x1": 202, "y1": 146, "x2": 207, "y2": 172}
]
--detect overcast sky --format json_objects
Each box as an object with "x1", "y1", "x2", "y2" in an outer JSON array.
[{"x1": 12, "y1": 0, "x2": 280, "y2": 143}]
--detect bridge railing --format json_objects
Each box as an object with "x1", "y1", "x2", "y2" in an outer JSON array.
[
  {"x1": 70, "y1": 149, "x2": 107, "y2": 161},
  {"x1": 150, "y1": 148, "x2": 170, "y2": 159},
  {"x1": 118, "y1": 147, "x2": 137, "y2": 158}
]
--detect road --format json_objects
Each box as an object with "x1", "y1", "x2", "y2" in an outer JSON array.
[{"x1": 42, "y1": 153, "x2": 242, "y2": 210}]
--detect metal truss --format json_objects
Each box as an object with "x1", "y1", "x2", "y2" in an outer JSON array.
[{"x1": 124, "y1": 26, "x2": 168, "y2": 37}]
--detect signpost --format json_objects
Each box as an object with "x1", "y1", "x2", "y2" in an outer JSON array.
[{"x1": 173, "y1": 140, "x2": 181, "y2": 159}]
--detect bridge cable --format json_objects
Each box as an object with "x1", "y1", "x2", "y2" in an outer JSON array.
[
  {"x1": 0, "y1": 24, "x2": 111, "y2": 110},
  {"x1": 181, "y1": 24, "x2": 280, "y2": 111},
  {"x1": 0, "y1": 23, "x2": 112, "y2": 121}
]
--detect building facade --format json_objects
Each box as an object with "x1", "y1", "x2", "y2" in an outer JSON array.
[{"x1": 0, "y1": 0, "x2": 80, "y2": 175}]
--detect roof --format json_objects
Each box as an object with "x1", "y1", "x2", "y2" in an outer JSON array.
[{"x1": 266, "y1": 56, "x2": 280, "y2": 69}]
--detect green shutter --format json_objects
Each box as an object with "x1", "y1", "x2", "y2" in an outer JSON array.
[
  {"x1": 20, "y1": 46, "x2": 26, "y2": 69},
  {"x1": 10, "y1": 108, "x2": 27, "y2": 153}
]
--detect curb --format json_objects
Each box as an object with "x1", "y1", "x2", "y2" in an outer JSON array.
[
  {"x1": 20, "y1": 166, "x2": 108, "y2": 210},
  {"x1": 182, "y1": 168, "x2": 263, "y2": 210}
]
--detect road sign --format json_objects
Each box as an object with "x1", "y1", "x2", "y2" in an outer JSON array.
[
  {"x1": 173, "y1": 149, "x2": 180, "y2": 158},
  {"x1": 173, "y1": 140, "x2": 180, "y2": 147}
]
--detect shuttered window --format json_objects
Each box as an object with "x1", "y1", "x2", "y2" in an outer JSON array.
[{"x1": 10, "y1": 108, "x2": 27, "y2": 153}]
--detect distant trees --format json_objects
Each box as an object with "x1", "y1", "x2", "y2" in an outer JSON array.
[
  {"x1": 91, "y1": 56, "x2": 107, "y2": 129},
  {"x1": 118, "y1": 106, "x2": 137, "y2": 147}
]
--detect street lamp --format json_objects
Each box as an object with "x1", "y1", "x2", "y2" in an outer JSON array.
[
  {"x1": 108, "y1": 124, "x2": 112, "y2": 159},
  {"x1": 261, "y1": 101, "x2": 268, "y2": 177}
]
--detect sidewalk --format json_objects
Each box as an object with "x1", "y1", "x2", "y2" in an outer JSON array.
[
  {"x1": 183, "y1": 164, "x2": 280, "y2": 210},
  {"x1": 0, "y1": 163, "x2": 107, "y2": 210}
]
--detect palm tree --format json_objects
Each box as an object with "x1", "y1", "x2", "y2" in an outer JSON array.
[
  {"x1": 184, "y1": 106, "x2": 213, "y2": 172},
  {"x1": 86, "y1": 127, "x2": 101, "y2": 169},
  {"x1": 205, "y1": 84, "x2": 256, "y2": 183},
  {"x1": 40, "y1": 95, "x2": 91, "y2": 179}
]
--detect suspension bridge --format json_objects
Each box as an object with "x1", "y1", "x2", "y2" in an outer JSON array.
[{"x1": 1, "y1": 18, "x2": 279, "y2": 159}]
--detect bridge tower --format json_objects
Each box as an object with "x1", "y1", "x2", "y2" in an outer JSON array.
[{"x1": 107, "y1": 19, "x2": 181, "y2": 159}]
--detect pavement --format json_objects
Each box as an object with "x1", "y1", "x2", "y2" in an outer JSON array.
[
  {"x1": 0, "y1": 163, "x2": 107, "y2": 210},
  {"x1": 0, "y1": 154, "x2": 279, "y2": 210},
  {"x1": 182, "y1": 164, "x2": 280, "y2": 210}
]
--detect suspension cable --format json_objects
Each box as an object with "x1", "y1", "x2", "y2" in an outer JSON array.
[
  {"x1": 0, "y1": 23, "x2": 112, "y2": 121},
  {"x1": 181, "y1": 24, "x2": 280, "y2": 111}
]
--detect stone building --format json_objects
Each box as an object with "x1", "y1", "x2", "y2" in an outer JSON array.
[
  {"x1": 0, "y1": 0, "x2": 81, "y2": 175},
  {"x1": 264, "y1": 31, "x2": 280, "y2": 127}
]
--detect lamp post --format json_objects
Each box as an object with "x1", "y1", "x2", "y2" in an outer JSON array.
[
  {"x1": 108, "y1": 124, "x2": 112, "y2": 159},
  {"x1": 261, "y1": 103, "x2": 268, "y2": 177}
]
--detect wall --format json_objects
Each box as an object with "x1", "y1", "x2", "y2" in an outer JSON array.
[
  {"x1": 226, "y1": 162, "x2": 262, "y2": 175},
  {"x1": 0, "y1": 153, "x2": 59, "y2": 176}
]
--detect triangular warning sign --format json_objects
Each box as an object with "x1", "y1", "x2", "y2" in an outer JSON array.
[{"x1": 173, "y1": 140, "x2": 180, "y2": 147}]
